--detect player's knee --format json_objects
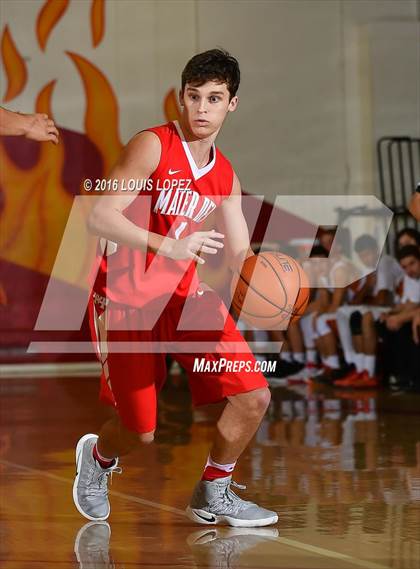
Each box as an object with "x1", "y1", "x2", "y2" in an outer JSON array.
[
  {"x1": 316, "y1": 314, "x2": 329, "y2": 337},
  {"x1": 138, "y1": 431, "x2": 155, "y2": 445},
  {"x1": 248, "y1": 388, "x2": 271, "y2": 417},
  {"x1": 362, "y1": 311, "x2": 374, "y2": 326}
]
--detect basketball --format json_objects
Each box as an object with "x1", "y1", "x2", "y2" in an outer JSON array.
[{"x1": 231, "y1": 252, "x2": 310, "y2": 329}]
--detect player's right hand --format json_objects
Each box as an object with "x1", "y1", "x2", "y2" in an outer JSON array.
[
  {"x1": 168, "y1": 230, "x2": 224, "y2": 265},
  {"x1": 24, "y1": 113, "x2": 59, "y2": 144}
]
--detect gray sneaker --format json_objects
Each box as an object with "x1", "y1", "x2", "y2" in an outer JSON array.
[
  {"x1": 187, "y1": 527, "x2": 279, "y2": 569},
  {"x1": 73, "y1": 434, "x2": 121, "y2": 521},
  {"x1": 186, "y1": 476, "x2": 278, "y2": 527},
  {"x1": 74, "y1": 521, "x2": 114, "y2": 568}
]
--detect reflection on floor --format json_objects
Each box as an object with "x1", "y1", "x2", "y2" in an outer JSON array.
[{"x1": 0, "y1": 375, "x2": 419, "y2": 568}]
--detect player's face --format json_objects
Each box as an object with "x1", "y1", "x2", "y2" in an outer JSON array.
[
  {"x1": 179, "y1": 81, "x2": 238, "y2": 138},
  {"x1": 357, "y1": 248, "x2": 377, "y2": 268},
  {"x1": 398, "y1": 234, "x2": 417, "y2": 248},
  {"x1": 399, "y1": 255, "x2": 420, "y2": 279}
]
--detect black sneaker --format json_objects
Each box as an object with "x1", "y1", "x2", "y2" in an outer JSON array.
[
  {"x1": 311, "y1": 367, "x2": 344, "y2": 385},
  {"x1": 267, "y1": 359, "x2": 304, "y2": 379}
]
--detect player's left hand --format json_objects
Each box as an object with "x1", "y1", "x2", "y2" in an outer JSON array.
[
  {"x1": 24, "y1": 113, "x2": 59, "y2": 144},
  {"x1": 412, "y1": 311, "x2": 420, "y2": 344}
]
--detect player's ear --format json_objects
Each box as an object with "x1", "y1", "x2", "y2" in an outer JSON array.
[{"x1": 228, "y1": 96, "x2": 238, "y2": 112}]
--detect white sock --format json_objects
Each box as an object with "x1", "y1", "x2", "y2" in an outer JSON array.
[
  {"x1": 364, "y1": 355, "x2": 376, "y2": 377},
  {"x1": 343, "y1": 349, "x2": 356, "y2": 366},
  {"x1": 294, "y1": 352, "x2": 305, "y2": 364},
  {"x1": 306, "y1": 349, "x2": 317, "y2": 365},
  {"x1": 355, "y1": 353, "x2": 364, "y2": 373},
  {"x1": 323, "y1": 355, "x2": 340, "y2": 369},
  {"x1": 281, "y1": 351, "x2": 292, "y2": 362},
  {"x1": 205, "y1": 455, "x2": 236, "y2": 473},
  {"x1": 93, "y1": 444, "x2": 115, "y2": 465}
]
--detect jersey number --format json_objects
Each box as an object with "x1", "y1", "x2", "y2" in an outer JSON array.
[{"x1": 174, "y1": 221, "x2": 187, "y2": 240}]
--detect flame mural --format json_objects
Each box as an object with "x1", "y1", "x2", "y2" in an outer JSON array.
[
  {"x1": 36, "y1": 0, "x2": 69, "y2": 52},
  {"x1": 91, "y1": 0, "x2": 106, "y2": 47},
  {"x1": 164, "y1": 89, "x2": 182, "y2": 122},
  {"x1": 67, "y1": 51, "x2": 122, "y2": 171},
  {"x1": 0, "y1": 0, "x2": 185, "y2": 360},
  {"x1": 1, "y1": 25, "x2": 28, "y2": 102},
  {"x1": 0, "y1": 1, "x2": 121, "y2": 359}
]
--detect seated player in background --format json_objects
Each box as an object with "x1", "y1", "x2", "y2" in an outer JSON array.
[
  {"x1": 335, "y1": 244, "x2": 420, "y2": 387},
  {"x1": 310, "y1": 239, "x2": 360, "y2": 383},
  {"x1": 334, "y1": 234, "x2": 403, "y2": 382},
  {"x1": 0, "y1": 106, "x2": 59, "y2": 144},
  {"x1": 394, "y1": 227, "x2": 420, "y2": 252},
  {"x1": 379, "y1": 306, "x2": 420, "y2": 392},
  {"x1": 287, "y1": 245, "x2": 330, "y2": 381}
]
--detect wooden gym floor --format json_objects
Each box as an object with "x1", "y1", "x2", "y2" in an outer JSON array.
[{"x1": 0, "y1": 374, "x2": 419, "y2": 568}]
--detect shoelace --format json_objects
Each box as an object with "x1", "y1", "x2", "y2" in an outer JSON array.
[
  {"x1": 211, "y1": 480, "x2": 249, "y2": 515},
  {"x1": 85, "y1": 465, "x2": 122, "y2": 496},
  {"x1": 230, "y1": 481, "x2": 246, "y2": 491}
]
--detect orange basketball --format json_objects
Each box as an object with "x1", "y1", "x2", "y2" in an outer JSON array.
[{"x1": 231, "y1": 252, "x2": 310, "y2": 329}]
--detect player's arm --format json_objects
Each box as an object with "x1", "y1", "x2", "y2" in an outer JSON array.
[
  {"x1": 323, "y1": 266, "x2": 347, "y2": 313},
  {"x1": 385, "y1": 304, "x2": 419, "y2": 331},
  {"x1": 372, "y1": 288, "x2": 393, "y2": 306},
  {"x1": 349, "y1": 274, "x2": 375, "y2": 305},
  {"x1": 217, "y1": 172, "x2": 253, "y2": 273},
  {"x1": 0, "y1": 107, "x2": 59, "y2": 143},
  {"x1": 88, "y1": 131, "x2": 223, "y2": 263},
  {"x1": 409, "y1": 191, "x2": 420, "y2": 221},
  {"x1": 412, "y1": 309, "x2": 420, "y2": 344}
]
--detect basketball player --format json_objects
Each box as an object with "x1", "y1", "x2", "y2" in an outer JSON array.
[
  {"x1": 310, "y1": 237, "x2": 360, "y2": 383},
  {"x1": 394, "y1": 227, "x2": 420, "y2": 251},
  {"x1": 287, "y1": 245, "x2": 329, "y2": 382},
  {"x1": 334, "y1": 234, "x2": 402, "y2": 383},
  {"x1": 72, "y1": 49, "x2": 278, "y2": 527},
  {"x1": 0, "y1": 107, "x2": 59, "y2": 144}
]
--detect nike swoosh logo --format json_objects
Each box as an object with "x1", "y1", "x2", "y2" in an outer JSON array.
[
  {"x1": 168, "y1": 168, "x2": 182, "y2": 175},
  {"x1": 195, "y1": 512, "x2": 216, "y2": 523}
]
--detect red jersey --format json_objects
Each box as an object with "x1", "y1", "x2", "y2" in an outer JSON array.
[{"x1": 93, "y1": 121, "x2": 234, "y2": 308}]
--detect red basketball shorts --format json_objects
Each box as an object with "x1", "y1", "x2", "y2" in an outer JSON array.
[{"x1": 88, "y1": 287, "x2": 268, "y2": 433}]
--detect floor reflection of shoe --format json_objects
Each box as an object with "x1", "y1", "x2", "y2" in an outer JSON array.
[
  {"x1": 187, "y1": 527, "x2": 279, "y2": 569},
  {"x1": 74, "y1": 521, "x2": 114, "y2": 569},
  {"x1": 186, "y1": 476, "x2": 278, "y2": 527},
  {"x1": 333, "y1": 389, "x2": 378, "y2": 400}
]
